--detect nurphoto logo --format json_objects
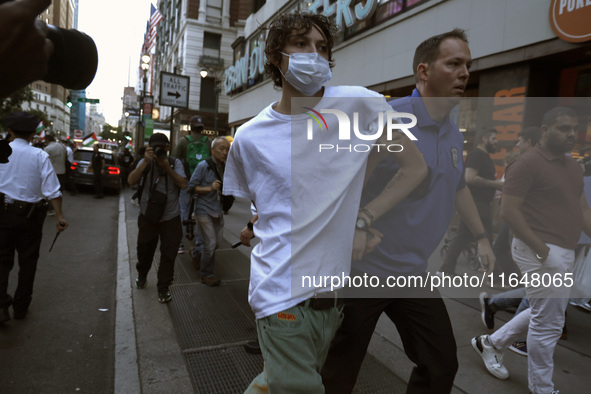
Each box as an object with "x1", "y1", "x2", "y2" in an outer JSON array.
[{"x1": 304, "y1": 108, "x2": 418, "y2": 153}]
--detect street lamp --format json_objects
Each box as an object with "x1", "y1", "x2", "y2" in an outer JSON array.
[
  {"x1": 124, "y1": 111, "x2": 130, "y2": 143},
  {"x1": 138, "y1": 54, "x2": 150, "y2": 148}
]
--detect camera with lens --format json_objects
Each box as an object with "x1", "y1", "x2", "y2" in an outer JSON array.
[
  {"x1": 0, "y1": 0, "x2": 98, "y2": 90},
  {"x1": 183, "y1": 218, "x2": 196, "y2": 240},
  {"x1": 154, "y1": 146, "x2": 167, "y2": 159}
]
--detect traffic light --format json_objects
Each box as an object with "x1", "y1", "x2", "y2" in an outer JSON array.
[{"x1": 66, "y1": 95, "x2": 72, "y2": 108}]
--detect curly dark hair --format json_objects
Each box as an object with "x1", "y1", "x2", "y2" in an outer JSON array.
[{"x1": 264, "y1": 11, "x2": 338, "y2": 89}]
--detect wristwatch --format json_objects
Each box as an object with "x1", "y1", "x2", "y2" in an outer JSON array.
[
  {"x1": 359, "y1": 208, "x2": 375, "y2": 222},
  {"x1": 247, "y1": 221, "x2": 254, "y2": 231},
  {"x1": 355, "y1": 217, "x2": 370, "y2": 232}
]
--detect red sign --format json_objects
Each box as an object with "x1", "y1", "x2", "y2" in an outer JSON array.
[
  {"x1": 549, "y1": 0, "x2": 591, "y2": 43},
  {"x1": 74, "y1": 129, "x2": 83, "y2": 139},
  {"x1": 143, "y1": 95, "x2": 153, "y2": 117}
]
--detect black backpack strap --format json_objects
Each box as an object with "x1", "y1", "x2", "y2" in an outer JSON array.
[
  {"x1": 137, "y1": 157, "x2": 176, "y2": 203},
  {"x1": 136, "y1": 160, "x2": 153, "y2": 204},
  {"x1": 206, "y1": 157, "x2": 221, "y2": 181},
  {"x1": 205, "y1": 157, "x2": 234, "y2": 211}
]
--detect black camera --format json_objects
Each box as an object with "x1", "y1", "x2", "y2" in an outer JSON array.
[
  {"x1": 44, "y1": 25, "x2": 98, "y2": 90},
  {"x1": 154, "y1": 146, "x2": 167, "y2": 159},
  {"x1": 183, "y1": 218, "x2": 196, "y2": 240},
  {"x1": 0, "y1": 0, "x2": 98, "y2": 90}
]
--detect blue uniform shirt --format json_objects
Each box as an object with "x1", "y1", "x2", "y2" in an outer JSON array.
[{"x1": 355, "y1": 89, "x2": 466, "y2": 276}]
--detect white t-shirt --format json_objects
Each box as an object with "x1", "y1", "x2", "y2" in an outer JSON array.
[
  {"x1": 223, "y1": 85, "x2": 394, "y2": 319},
  {"x1": 0, "y1": 138, "x2": 61, "y2": 203}
]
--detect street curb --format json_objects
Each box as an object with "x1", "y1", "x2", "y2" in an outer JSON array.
[{"x1": 114, "y1": 193, "x2": 141, "y2": 393}]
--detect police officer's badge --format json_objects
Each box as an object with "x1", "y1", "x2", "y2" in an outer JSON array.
[{"x1": 451, "y1": 147, "x2": 458, "y2": 168}]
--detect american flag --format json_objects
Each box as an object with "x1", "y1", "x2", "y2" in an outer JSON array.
[
  {"x1": 145, "y1": 4, "x2": 163, "y2": 52},
  {"x1": 142, "y1": 20, "x2": 150, "y2": 54}
]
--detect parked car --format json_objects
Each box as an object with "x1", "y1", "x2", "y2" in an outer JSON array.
[{"x1": 70, "y1": 147, "x2": 121, "y2": 193}]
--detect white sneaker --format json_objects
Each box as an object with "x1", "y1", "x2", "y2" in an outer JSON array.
[{"x1": 471, "y1": 335, "x2": 509, "y2": 380}]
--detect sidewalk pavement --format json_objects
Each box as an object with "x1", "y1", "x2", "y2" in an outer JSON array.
[{"x1": 122, "y1": 190, "x2": 591, "y2": 393}]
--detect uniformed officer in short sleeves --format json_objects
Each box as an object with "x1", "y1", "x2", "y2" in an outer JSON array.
[{"x1": 0, "y1": 112, "x2": 68, "y2": 324}]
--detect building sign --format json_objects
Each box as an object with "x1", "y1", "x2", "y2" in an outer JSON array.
[
  {"x1": 225, "y1": 0, "x2": 428, "y2": 95},
  {"x1": 225, "y1": 33, "x2": 266, "y2": 95},
  {"x1": 477, "y1": 65, "x2": 529, "y2": 178},
  {"x1": 308, "y1": 0, "x2": 379, "y2": 28},
  {"x1": 549, "y1": 0, "x2": 591, "y2": 43},
  {"x1": 144, "y1": 116, "x2": 154, "y2": 140}
]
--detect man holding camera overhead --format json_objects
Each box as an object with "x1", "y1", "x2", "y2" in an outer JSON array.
[
  {"x1": 128, "y1": 133, "x2": 187, "y2": 303},
  {"x1": 0, "y1": 0, "x2": 98, "y2": 100}
]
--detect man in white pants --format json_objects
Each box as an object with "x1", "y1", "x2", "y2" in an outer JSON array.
[{"x1": 472, "y1": 106, "x2": 591, "y2": 394}]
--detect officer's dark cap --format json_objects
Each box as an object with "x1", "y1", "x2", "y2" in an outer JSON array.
[
  {"x1": 149, "y1": 133, "x2": 169, "y2": 146},
  {"x1": 4, "y1": 112, "x2": 39, "y2": 133}
]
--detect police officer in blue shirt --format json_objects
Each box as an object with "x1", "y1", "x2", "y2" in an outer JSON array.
[
  {"x1": 322, "y1": 29, "x2": 495, "y2": 393},
  {"x1": 0, "y1": 112, "x2": 68, "y2": 324}
]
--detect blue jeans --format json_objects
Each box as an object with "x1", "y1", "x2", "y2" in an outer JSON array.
[
  {"x1": 489, "y1": 286, "x2": 529, "y2": 343},
  {"x1": 196, "y1": 213, "x2": 224, "y2": 278},
  {"x1": 489, "y1": 287, "x2": 527, "y2": 313}
]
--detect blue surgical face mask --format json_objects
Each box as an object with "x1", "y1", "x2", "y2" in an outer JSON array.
[{"x1": 279, "y1": 52, "x2": 332, "y2": 96}]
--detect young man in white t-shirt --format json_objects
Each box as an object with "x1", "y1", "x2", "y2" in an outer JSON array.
[{"x1": 223, "y1": 11, "x2": 427, "y2": 393}]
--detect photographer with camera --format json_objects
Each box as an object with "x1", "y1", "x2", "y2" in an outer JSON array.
[
  {"x1": 128, "y1": 133, "x2": 187, "y2": 303},
  {"x1": 0, "y1": 0, "x2": 98, "y2": 99},
  {"x1": 187, "y1": 137, "x2": 230, "y2": 287}
]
